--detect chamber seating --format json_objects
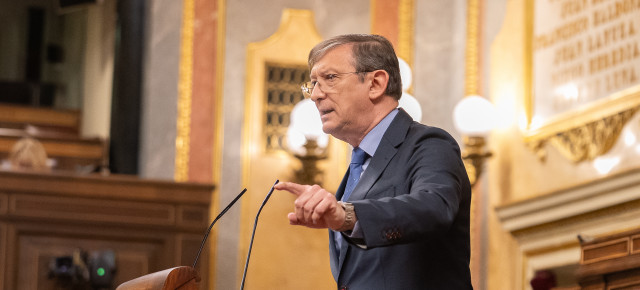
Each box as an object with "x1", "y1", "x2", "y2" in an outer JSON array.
[{"x1": 0, "y1": 104, "x2": 107, "y2": 172}]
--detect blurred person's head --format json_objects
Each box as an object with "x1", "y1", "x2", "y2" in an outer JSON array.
[{"x1": 9, "y1": 137, "x2": 51, "y2": 172}]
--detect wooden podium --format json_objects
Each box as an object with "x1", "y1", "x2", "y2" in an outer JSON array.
[{"x1": 116, "y1": 266, "x2": 200, "y2": 290}]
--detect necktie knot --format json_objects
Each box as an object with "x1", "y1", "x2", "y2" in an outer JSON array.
[{"x1": 351, "y1": 147, "x2": 367, "y2": 166}]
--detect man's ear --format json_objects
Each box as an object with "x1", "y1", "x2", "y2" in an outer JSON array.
[{"x1": 369, "y1": 70, "x2": 390, "y2": 100}]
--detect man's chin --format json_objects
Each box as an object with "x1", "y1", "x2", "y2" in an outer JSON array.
[{"x1": 321, "y1": 124, "x2": 335, "y2": 135}]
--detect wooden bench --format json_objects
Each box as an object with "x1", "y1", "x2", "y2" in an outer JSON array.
[
  {"x1": 0, "y1": 129, "x2": 107, "y2": 172},
  {"x1": 0, "y1": 104, "x2": 80, "y2": 133},
  {"x1": 0, "y1": 104, "x2": 107, "y2": 172}
]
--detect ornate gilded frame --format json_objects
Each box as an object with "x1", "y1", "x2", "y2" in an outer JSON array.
[{"x1": 522, "y1": 1, "x2": 640, "y2": 162}]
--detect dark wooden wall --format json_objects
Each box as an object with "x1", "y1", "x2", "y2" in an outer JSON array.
[{"x1": 0, "y1": 170, "x2": 213, "y2": 290}]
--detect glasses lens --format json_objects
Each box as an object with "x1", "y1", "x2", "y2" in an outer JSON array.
[{"x1": 301, "y1": 82, "x2": 313, "y2": 96}]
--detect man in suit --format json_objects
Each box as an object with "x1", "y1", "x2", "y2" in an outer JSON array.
[{"x1": 275, "y1": 34, "x2": 472, "y2": 289}]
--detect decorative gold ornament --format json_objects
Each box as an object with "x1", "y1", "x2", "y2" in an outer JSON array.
[
  {"x1": 540, "y1": 108, "x2": 639, "y2": 162},
  {"x1": 523, "y1": 86, "x2": 640, "y2": 162},
  {"x1": 398, "y1": 0, "x2": 415, "y2": 71}
]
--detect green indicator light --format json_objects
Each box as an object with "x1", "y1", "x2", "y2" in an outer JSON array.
[{"x1": 97, "y1": 267, "x2": 106, "y2": 276}]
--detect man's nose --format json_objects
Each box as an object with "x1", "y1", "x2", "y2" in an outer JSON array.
[{"x1": 309, "y1": 84, "x2": 325, "y2": 102}]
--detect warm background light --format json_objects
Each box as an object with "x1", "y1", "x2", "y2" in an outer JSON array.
[
  {"x1": 287, "y1": 98, "x2": 328, "y2": 155},
  {"x1": 398, "y1": 57, "x2": 413, "y2": 92},
  {"x1": 453, "y1": 95, "x2": 497, "y2": 136},
  {"x1": 397, "y1": 57, "x2": 423, "y2": 122}
]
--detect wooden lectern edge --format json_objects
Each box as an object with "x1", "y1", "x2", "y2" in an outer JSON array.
[{"x1": 116, "y1": 266, "x2": 201, "y2": 290}]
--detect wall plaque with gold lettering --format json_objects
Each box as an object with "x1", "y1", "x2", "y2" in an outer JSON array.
[{"x1": 525, "y1": 0, "x2": 640, "y2": 162}]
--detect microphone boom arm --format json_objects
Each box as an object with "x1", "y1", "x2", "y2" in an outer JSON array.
[
  {"x1": 192, "y1": 188, "x2": 248, "y2": 268},
  {"x1": 240, "y1": 180, "x2": 279, "y2": 290}
]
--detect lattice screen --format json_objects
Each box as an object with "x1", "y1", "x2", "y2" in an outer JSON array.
[{"x1": 264, "y1": 63, "x2": 309, "y2": 151}]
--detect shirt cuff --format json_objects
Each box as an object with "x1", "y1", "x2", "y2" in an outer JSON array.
[{"x1": 343, "y1": 221, "x2": 367, "y2": 249}]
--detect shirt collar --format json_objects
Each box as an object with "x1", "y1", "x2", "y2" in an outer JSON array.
[{"x1": 358, "y1": 108, "x2": 399, "y2": 157}]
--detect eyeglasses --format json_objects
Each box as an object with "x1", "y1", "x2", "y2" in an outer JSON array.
[{"x1": 301, "y1": 71, "x2": 371, "y2": 96}]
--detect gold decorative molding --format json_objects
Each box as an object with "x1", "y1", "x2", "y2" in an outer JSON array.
[
  {"x1": 397, "y1": 0, "x2": 415, "y2": 69},
  {"x1": 548, "y1": 108, "x2": 638, "y2": 162},
  {"x1": 464, "y1": 0, "x2": 481, "y2": 96},
  {"x1": 524, "y1": 86, "x2": 640, "y2": 162},
  {"x1": 523, "y1": 0, "x2": 534, "y2": 128},
  {"x1": 175, "y1": 0, "x2": 195, "y2": 182}
]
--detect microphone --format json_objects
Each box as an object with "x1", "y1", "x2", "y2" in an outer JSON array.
[
  {"x1": 240, "y1": 180, "x2": 278, "y2": 290},
  {"x1": 192, "y1": 188, "x2": 248, "y2": 269}
]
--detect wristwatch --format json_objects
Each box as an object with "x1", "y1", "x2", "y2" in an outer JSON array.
[{"x1": 337, "y1": 201, "x2": 356, "y2": 232}]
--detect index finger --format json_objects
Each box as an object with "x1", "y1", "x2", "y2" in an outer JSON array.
[{"x1": 274, "y1": 181, "x2": 308, "y2": 196}]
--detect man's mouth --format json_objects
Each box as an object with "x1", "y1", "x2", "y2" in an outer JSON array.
[{"x1": 319, "y1": 109, "x2": 334, "y2": 116}]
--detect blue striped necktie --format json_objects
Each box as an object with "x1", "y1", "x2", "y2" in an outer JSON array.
[{"x1": 342, "y1": 147, "x2": 368, "y2": 201}]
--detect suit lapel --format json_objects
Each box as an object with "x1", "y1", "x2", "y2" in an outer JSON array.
[
  {"x1": 330, "y1": 228, "x2": 351, "y2": 281},
  {"x1": 346, "y1": 109, "x2": 412, "y2": 202},
  {"x1": 328, "y1": 230, "x2": 340, "y2": 279},
  {"x1": 346, "y1": 140, "x2": 396, "y2": 201},
  {"x1": 335, "y1": 167, "x2": 349, "y2": 201},
  {"x1": 332, "y1": 170, "x2": 349, "y2": 279},
  {"x1": 338, "y1": 233, "x2": 349, "y2": 275}
]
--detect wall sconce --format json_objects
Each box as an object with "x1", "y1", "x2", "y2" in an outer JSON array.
[
  {"x1": 453, "y1": 95, "x2": 497, "y2": 187},
  {"x1": 287, "y1": 99, "x2": 329, "y2": 185}
]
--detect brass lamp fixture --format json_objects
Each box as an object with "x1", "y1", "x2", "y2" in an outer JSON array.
[
  {"x1": 453, "y1": 95, "x2": 497, "y2": 187},
  {"x1": 460, "y1": 136, "x2": 492, "y2": 187},
  {"x1": 287, "y1": 99, "x2": 329, "y2": 185},
  {"x1": 292, "y1": 139, "x2": 327, "y2": 185}
]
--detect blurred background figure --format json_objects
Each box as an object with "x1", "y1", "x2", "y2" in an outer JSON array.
[{"x1": 8, "y1": 137, "x2": 51, "y2": 172}]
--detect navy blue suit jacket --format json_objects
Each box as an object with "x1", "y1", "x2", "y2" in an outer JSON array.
[{"x1": 329, "y1": 109, "x2": 473, "y2": 290}]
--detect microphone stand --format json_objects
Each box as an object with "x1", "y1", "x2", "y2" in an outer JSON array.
[
  {"x1": 240, "y1": 180, "x2": 278, "y2": 290},
  {"x1": 118, "y1": 188, "x2": 248, "y2": 290},
  {"x1": 192, "y1": 188, "x2": 247, "y2": 268}
]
